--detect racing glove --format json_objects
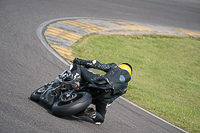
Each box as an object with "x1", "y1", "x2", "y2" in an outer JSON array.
[
  {"x1": 73, "y1": 58, "x2": 82, "y2": 64},
  {"x1": 73, "y1": 58, "x2": 96, "y2": 68}
]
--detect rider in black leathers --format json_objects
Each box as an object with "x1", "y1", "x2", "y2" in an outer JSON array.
[{"x1": 69, "y1": 58, "x2": 132, "y2": 125}]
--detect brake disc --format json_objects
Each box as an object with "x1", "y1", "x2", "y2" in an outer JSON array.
[{"x1": 61, "y1": 93, "x2": 78, "y2": 102}]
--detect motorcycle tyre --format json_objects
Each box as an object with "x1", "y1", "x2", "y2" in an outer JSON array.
[
  {"x1": 30, "y1": 86, "x2": 47, "y2": 102},
  {"x1": 51, "y1": 92, "x2": 92, "y2": 117}
]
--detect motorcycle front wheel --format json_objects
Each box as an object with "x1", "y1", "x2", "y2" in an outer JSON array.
[
  {"x1": 30, "y1": 85, "x2": 49, "y2": 102},
  {"x1": 51, "y1": 91, "x2": 92, "y2": 117}
]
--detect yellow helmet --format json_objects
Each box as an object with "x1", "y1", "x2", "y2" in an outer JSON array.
[{"x1": 118, "y1": 63, "x2": 132, "y2": 75}]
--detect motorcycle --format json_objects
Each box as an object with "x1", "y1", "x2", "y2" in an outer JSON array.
[{"x1": 30, "y1": 65, "x2": 112, "y2": 117}]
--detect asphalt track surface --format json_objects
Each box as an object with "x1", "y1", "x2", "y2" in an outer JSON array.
[{"x1": 1, "y1": 0, "x2": 199, "y2": 132}]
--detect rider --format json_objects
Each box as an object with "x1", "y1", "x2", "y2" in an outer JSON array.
[{"x1": 66, "y1": 58, "x2": 132, "y2": 125}]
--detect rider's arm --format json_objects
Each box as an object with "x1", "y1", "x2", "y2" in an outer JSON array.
[
  {"x1": 73, "y1": 58, "x2": 117, "y2": 72},
  {"x1": 93, "y1": 60, "x2": 116, "y2": 72}
]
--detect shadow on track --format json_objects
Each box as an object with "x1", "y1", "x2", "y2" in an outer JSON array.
[{"x1": 28, "y1": 97, "x2": 94, "y2": 124}]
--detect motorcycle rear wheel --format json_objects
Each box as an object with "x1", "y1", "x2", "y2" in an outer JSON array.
[{"x1": 51, "y1": 91, "x2": 92, "y2": 117}]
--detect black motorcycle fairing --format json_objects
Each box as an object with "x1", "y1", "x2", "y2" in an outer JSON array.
[
  {"x1": 30, "y1": 84, "x2": 51, "y2": 102},
  {"x1": 39, "y1": 88, "x2": 57, "y2": 109}
]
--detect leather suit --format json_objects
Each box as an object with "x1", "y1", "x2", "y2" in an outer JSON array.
[{"x1": 71, "y1": 59, "x2": 131, "y2": 123}]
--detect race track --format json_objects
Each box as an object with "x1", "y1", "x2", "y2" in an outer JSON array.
[{"x1": 1, "y1": 0, "x2": 199, "y2": 132}]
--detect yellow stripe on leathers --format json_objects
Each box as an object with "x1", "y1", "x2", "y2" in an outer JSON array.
[{"x1": 61, "y1": 20, "x2": 107, "y2": 32}]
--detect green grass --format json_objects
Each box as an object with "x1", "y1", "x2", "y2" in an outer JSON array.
[{"x1": 72, "y1": 34, "x2": 200, "y2": 133}]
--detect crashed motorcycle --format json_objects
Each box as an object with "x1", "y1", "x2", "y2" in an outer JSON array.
[{"x1": 30, "y1": 65, "x2": 112, "y2": 117}]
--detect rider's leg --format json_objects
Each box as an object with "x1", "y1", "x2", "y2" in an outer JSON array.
[
  {"x1": 80, "y1": 66, "x2": 101, "y2": 82},
  {"x1": 71, "y1": 64, "x2": 107, "y2": 124},
  {"x1": 84, "y1": 99, "x2": 108, "y2": 124},
  {"x1": 67, "y1": 64, "x2": 100, "y2": 88},
  {"x1": 94, "y1": 99, "x2": 108, "y2": 124},
  {"x1": 71, "y1": 64, "x2": 99, "y2": 81}
]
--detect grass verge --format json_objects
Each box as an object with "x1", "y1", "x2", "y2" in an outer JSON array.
[{"x1": 72, "y1": 34, "x2": 200, "y2": 133}]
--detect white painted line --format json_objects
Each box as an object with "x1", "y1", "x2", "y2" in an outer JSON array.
[
  {"x1": 37, "y1": 19, "x2": 70, "y2": 66},
  {"x1": 119, "y1": 96, "x2": 188, "y2": 133}
]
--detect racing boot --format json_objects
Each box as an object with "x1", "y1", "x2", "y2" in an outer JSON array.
[
  {"x1": 84, "y1": 108, "x2": 102, "y2": 125},
  {"x1": 84, "y1": 107, "x2": 96, "y2": 119}
]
